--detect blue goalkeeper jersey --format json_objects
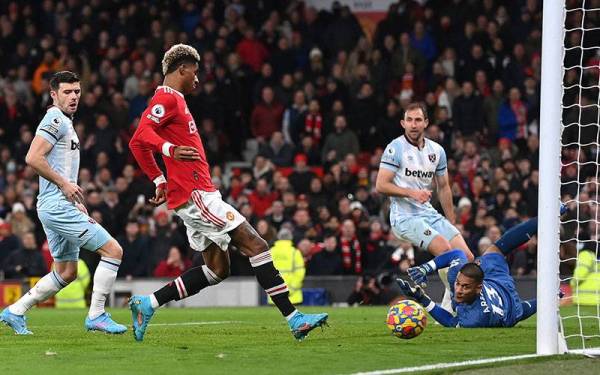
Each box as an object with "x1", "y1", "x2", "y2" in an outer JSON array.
[{"x1": 448, "y1": 253, "x2": 524, "y2": 328}]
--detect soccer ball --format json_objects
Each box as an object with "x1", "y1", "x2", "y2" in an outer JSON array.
[{"x1": 386, "y1": 300, "x2": 427, "y2": 339}]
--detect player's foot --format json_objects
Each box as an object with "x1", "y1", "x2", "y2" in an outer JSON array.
[
  {"x1": 129, "y1": 295, "x2": 155, "y2": 341},
  {"x1": 0, "y1": 308, "x2": 33, "y2": 335},
  {"x1": 85, "y1": 312, "x2": 127, "y2": 334},
  {"x1": 288, "y1": 312, "x2": 328, "y2": 341}
]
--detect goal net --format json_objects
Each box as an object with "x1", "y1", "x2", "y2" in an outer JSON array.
[{"x1": 539, "y1": 0, "x2": 600, "y2": 356}]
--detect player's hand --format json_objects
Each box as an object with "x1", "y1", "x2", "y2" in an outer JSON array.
[
  {"x1": 396, "y1": 278, "x2": 432, "y2": 305},
  {"x1": 149, "y1": 186, "x2": 167, "y2": 206},
  {"x1": 74, "y1": 202, "x2": 88, "y2": 215},
  {"x1": 173, "y1": 145, "x2": 201, "y2": 161},
  {"x1": 60, "y1": 181, "x2": 85, "y2": 204},
  {"x1": 410, "y1": 189, "x2": 432, "y2": 204},
  {"x1": 408, "y1": 263, "x2": 434, "y2": 287}
]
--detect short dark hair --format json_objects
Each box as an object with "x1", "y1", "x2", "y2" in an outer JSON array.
[
  {"x1": 165, "y1": 55, "x2": 199, "y2": 75},
  {"x1": 49, "y1": 71, "x2": 80, "y2": 91},
  {"x1": 162, "y1": 44, "x2": 201, "y2": 75},
  {"x1": 404, "y1": 102, "x2": 428, "y2": 120},
  {"x1": 459, "y1": 263, "x2": 484, "y2": 283}
]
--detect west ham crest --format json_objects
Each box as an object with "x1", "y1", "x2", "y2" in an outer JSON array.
[{"x1": 428, "y1": 154, "x2": 436, "y2": 163}]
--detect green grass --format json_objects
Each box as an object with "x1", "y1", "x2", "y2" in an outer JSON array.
[{"x1": 0, "y1": 306, "x2": 598, "y2": 374}]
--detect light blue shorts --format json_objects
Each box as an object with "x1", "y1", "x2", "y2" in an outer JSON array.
[
  {"x1": 391, "y1": 212, "x2": 460, "y2": 251},
  {"x1": 38, "y1": 200, "x2": 113, "y2": 262}
]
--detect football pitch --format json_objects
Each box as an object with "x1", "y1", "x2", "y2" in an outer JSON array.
[{"x1": 0, "y1": 306, "x2": 598, "y2": 374}]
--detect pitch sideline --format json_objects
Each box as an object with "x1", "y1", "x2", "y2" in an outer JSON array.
[{"x1": 347, "y1": 353, "x2": 543, "y2": 374}]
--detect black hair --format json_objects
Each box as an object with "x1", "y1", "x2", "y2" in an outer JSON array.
[
  {"x1": 49, "y1": 71, "x2": 80, "y2": 91},
  {"x1": 165, "y1": 55, "x2": 200, "y2": 75},
  {"x1": 459, "y1": 263, "x2": 484, "y2": 283}
]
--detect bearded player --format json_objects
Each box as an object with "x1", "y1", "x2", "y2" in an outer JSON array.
[
  {"x1": 375, "y1": 103, "x2": 474, "y2": 310},
  {"x1": 128, "y1": 44, "x2": 327, "y2": 341}
]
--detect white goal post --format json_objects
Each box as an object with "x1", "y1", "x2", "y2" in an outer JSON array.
[
  {"x1": 538, "y1": 0, "x2": 600, "y2": 356},
  {"x1": 537, "y1": 0, "x2": 565, "y2": 356}
]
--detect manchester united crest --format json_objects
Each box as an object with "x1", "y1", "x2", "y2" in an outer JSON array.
[{"x1": 428, "y1": 154, "x2": 436, "y2": 163}]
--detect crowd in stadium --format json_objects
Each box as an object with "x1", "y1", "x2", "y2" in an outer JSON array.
[{"x1": 0, "y1": 0, "x2": 597, "y2": 285}]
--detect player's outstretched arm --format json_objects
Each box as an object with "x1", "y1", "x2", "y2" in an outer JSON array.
[
  {"x1": 396, "y1": 279, "x2": 459, "y2": 327},
  {"x1": 408, "y1": 249, "x2": 467, "y2": 285},
  {"x1": 26, "y1": 136, "x2": 84, "y2": 204}
]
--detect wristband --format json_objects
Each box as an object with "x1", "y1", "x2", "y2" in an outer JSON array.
[
  {"x1": 153, "y1": 175, "x2": 167, "y2": 189},
  {"x1": 161, "y1": 142, "x2": 175, "y2": 157}
]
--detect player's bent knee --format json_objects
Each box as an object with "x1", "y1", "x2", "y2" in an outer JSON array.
[
  {"x1": 99, "y1": 239, "x2": 123, "y2": 259},
  {"x1": 245, "y1": 237, "x2": 269, "y2": 257},
  {"x1": 59, "y1": 269, "x2": 78, "y2": 284},
  {"x1": 427, "y1": 236, "x2": 452, "y2": 256},
  {"x1": 214, "y1": 267, "x2": 230, "y2": 282}
]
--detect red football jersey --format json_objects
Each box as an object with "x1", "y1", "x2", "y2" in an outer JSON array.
[{"x1": 130, "y1": 86, "x2": 215, "y2": 209}]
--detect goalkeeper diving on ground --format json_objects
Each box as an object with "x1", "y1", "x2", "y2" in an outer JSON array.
[{"x1": 397, "y1": 208, "x2": 564, "y2": 328}]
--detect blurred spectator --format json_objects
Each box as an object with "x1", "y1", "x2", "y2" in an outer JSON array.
[
  {"x1": 7, "y1": 202, "x2": 34, "y2": 239},
  {"x1": 288, "y1": 154, "x2": 316, "y2": 195},
  {"x1": 376, "y1": 99, "x2": 402, "y2": 148},
  {"x1": 153, "y1": 246, "x2": 191, "y2": 278},
  {"x1": 498, "y1": 87, "x2": 528, "y2": 145},
  {"x1": 321, "y1": 115, "x2": 359, "y2": 164},
  {"x1": 236, "y1": 27, "x2": 269, "y2": 73},
  {"x1": 259, "y1": 131, "x2": 294, "y2": 167},
  {"x1": 248, "y1": 178, "x2": 278, "y2": 218},
  {"x1": 2, "y1": 232, "x2": 46, "y2": 279},
  {"x1": 269, "y1": 228, "x2": 305, "y2": 304},
  {"x1": 282, "y1": 89, "x2": 308, "y2": 145},
  {"x1": 117, "y1": 220, "x2": 150, "y2": 278},
  {"x1": 149, "y1": 211, "x2": 186, "y2": 272},
  {"x1": 265, "y1": 200, "x2": 287, "y2": 232},
  {"x1": 308, "y1": 233, "x2": 343, "y2": 276},
  {"x1": 340, "y1": 219, "x2": 362, "y2": 275},
  {"x1": 250, "y1": 86, "x2": 284, "y2": 141},
  {"x1": 452, "y1": 81, "x2": 485, "y2": 136},
  {"x1": 483, "y1": 80, "x2": 505, "y2": 142},
  {"x1": 0, "y1": 220, "x2": 20, "y2": 268}
]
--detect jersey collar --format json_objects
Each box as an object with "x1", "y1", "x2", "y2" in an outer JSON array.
[
  {"x1": 403, "y1": 134, "x2": 425, "y2": 150},
  {"x1": 157, "y1": 85, "x2": 184, "y2": 98},
  {"x1": 47, "y1": 105, "x2": 74, "y2": 120}
]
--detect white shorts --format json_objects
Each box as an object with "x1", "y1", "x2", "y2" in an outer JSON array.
[
  {"x1": 176, "y1": 190, "x2": 246, "y2": 252},
  {"x1": 391, "y1": 212, "x2": 460, "y2": 251}
]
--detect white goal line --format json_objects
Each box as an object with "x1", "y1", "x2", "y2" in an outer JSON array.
[{"x1": 346, "y1": 353, "x2": 543, "y2": 375}]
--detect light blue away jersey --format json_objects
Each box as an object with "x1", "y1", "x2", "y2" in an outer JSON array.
[
  {"x1": 34, "y1": 106, "x2": 80, "y2": 210},
  {"x1": 379, "y1": 135, "x2": 447, "y2": 221}
]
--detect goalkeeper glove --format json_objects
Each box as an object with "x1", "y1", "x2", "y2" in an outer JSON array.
[
  {"x1": 407, "y1": 263, "x2": 434, "y2": 287},
  {"x1": 396, "y1": 278, "x2": 432, "y2": 306}
]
